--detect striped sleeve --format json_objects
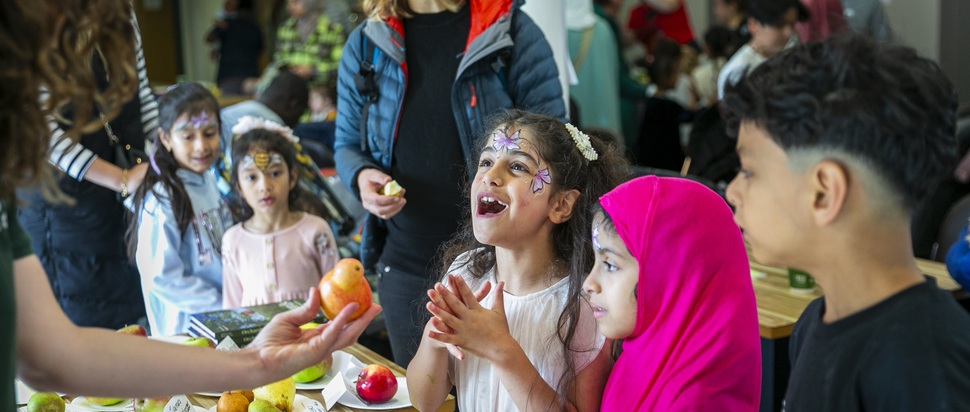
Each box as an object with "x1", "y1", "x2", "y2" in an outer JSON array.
[{"x1": 47, "y1": 12, "x2": 158, "y2": 181}]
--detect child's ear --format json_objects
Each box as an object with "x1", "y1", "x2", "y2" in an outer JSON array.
[
  {"x1": 157, "y1": 127, "x2": 171, "y2": 150},
  {"x1": 810, "y1": 160, "x2": 848, "y2": 227},
  {"x1": 289, "y1": 167, "x2": 298, "y2": 190},
  {"x1": 549, "y1": 189, "x2": 581, "y2": 224},
  {"x1": 747, "y1": 17, "x2": 760, "y2": 36}
]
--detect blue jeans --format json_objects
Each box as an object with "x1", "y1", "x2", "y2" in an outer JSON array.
[{"x1": 376, "y1": 261, "x2": 434, "y2": 368}]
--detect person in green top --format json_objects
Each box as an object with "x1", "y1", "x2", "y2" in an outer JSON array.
[
  {"x1": 273, "y1": 0, "x2": 346, "y2": 84},
  {"x1": 0, "y1": 3, "x2": 379, "y2": 407}
]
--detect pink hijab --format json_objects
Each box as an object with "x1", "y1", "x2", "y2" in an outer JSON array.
[{"x1": 599, "y1": 176, "x2": 761, "y2": 411}]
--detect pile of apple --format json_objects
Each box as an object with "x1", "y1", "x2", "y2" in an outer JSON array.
[{"x1": 216, "y1": 378, "x2": 295, "y2": 412}]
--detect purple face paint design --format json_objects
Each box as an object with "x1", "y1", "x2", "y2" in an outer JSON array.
[
  {"x1": 531, "y1": 168, "x2": 551, "y2": 193},
  {"x1": 592, "y1": 223, "x2": 601, "y2": 251},
  {"x1": 492, "y1": 129, "x2": 521, "y2": 152},
  {"x1": 190, "y1": 111, "x2": 211, "y2": 129}
]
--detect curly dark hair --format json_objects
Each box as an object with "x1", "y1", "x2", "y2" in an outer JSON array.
[
  {"x1": 228, "y1": 128, "x2": 311, "y2": 221},
  {"x1": 722, "y1": 34, "x2": 958, "y2": 213},
  {"x1": 437, "y1": 109, "x2": 631, "y2": 407},
  {"x1": 0, "y1": 0, "x2": 138, "y2": 201},
  {"x1": 126, "y1": 83, "x2": 221, "y2": 259}
]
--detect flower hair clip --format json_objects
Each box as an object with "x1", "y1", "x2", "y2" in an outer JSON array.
[
  {"x1": 231, "y1": 115, "x2": 299, "y2": 143},
  {"x1": 565, "y1": 123, "x2": 598, "y2": 161}
]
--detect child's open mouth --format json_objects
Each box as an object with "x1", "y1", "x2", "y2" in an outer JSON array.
[{"x1": 477, "y1": 194, "x2": 508, "y2": 216}]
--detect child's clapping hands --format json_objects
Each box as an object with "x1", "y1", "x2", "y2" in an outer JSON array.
[{"x1": 425, "y1": 275, "x2": 515, "y2": 362}]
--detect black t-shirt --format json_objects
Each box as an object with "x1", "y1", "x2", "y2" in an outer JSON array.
[
  {"x1": 380, "y1": 5, "x2": 470, "y2": 276},
  {"x1": 785, "y1": 277, "x2": 970, "y2": 411}
]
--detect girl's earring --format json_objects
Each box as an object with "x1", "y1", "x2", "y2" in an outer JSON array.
[{"x1": 166, "y1": 145, "x2": 172, "y2": 153}]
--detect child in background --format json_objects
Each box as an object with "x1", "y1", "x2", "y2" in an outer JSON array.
[
  {"x1": 717, "y1": 0, "x2": 808, "y2": 99},
  {"x1": 221, "y1": 121, "x2": 338, "y2": 308},
  {"x1": 723, "y1": 35, "x2": 970, "y2": 410},
  {"x1": 692, "y1": 25, "x2": 739, "y2": 105},
  {"x1": 128, "y1": 83, "x2": 231, "y2": 336},
  {"x1": 408, "y1": 110, "x2": 630, "y2": 411},
  {"x1": 584, "y1": 175, "x2": 761, "y2": 410}
]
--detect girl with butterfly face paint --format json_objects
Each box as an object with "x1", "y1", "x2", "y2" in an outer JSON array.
[
  {"x1": 127, "y1": 83, "x2": 233, "y2": 336},
  {"x1": 407, "y1": 109, "x2": 632, "y2": 412},
  {"x1": 220, "y1": 127, "x2": 339, "y2": 309}
]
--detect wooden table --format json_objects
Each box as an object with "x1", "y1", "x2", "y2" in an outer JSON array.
[
  {"x1": 188, "y1": 343, "x2": 455, "y2": 412},
  {"x1": 752, "y1": 257, "x2": 962, "y2": 411}
]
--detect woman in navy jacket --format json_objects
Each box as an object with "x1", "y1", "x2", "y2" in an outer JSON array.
[{"x1": 334, "y1": 0, "x2": 565, "y2": 366}]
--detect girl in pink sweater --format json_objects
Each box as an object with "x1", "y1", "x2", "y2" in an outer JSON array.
[{"x1": 221, "y1": 118, "x2": 338, "y2": 308}]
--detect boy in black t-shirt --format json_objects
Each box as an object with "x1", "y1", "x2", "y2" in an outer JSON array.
[{"x1": 722, "y1": 35, "x2": 970, "y2": 411}]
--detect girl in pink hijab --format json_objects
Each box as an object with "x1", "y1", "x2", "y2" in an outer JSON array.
[{"x1": 583, "y1": 175, "x2": 761, "y2": 410}]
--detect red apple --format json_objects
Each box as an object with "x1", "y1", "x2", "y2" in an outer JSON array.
[
  {"x1": 180, "y1": 337, "x2": 216, "y2": 348},
  {"x1": 356, "y1": 364, "x2": 397, "y2": 404},
  {"x1": 116, "y1": 324, "x2": 148, "y2": 337},
  {"x1": 319, "y1": 258, "x2": 372, "y2": 321}
]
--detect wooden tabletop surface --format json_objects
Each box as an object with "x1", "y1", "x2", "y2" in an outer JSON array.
[
  {"x1": 751, "y1": 257, "x2": 961, "y2": 339},
  {"x1": 188, "y1": 343, "x2": 454, "y2": 412}
]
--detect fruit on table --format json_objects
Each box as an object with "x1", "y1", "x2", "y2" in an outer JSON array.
[
  {"x1": 380, "y1": 180, "x2": 403, "y2": 197},
  {"x1": 247, "y1": 399, "x2": 282, "y2": 412},
  {"x1": 218, "y1": 391, "x2": 251, "y2": 412},
  {"x1": 116, "y1": 324, "x2": 148, "y2": 336},
  {"x1": 135, "y1": 397, "x2": 171, "y2": 412},
  {"x1": 253, "y1": 377, "x2": 296, "y2": 412},
  {"x1": 26, "y1": 392, "x2": 65, "y2": 412},
  {"x1": 85, "y1": 397, "x2": 126, "y2": 406},
  {"x1": 180, "y1": 336, "x2": 217, "y2": 348},
  {"x1": 356, "y1": 364, "x2": 398, "y2": 404},
  {"x1": 231, "y1": 389, "x2": 255, "y2": 402},
  {"x1": 318, "y1": 258, "x2": 372, "y2": 321},
  {"x1": 292, "y1": 353, "x2": 333, "y2": 383}
]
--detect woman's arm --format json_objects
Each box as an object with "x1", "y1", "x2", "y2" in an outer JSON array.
[{"x1": 15, "y1": 253, "x2": 381, "y2": 396}]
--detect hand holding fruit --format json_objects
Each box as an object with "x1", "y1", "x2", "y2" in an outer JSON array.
[
  {"x1": 357, "y1": 168, "x2": 406, "y2": 219},
  {"x1": 245, "y1": 286, "x2": 380, "y2": 384}
]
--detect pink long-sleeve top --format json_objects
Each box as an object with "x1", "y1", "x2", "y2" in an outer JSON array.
[{"x1": 221, "y1": 213, "x2": 339, "y2": 308}]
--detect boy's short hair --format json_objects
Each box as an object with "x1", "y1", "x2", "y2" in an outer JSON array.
[
  {"x1": 722, "y1": 34, "x2": 958, "y2": 213},
  {"x1": 748, "y1": 0, "x2": 809, "y2": 26}
]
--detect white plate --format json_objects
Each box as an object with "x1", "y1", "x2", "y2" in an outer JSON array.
[
  {"x1": 334, "y1": 377, "x2": 411, "y2": 410},
  {"x1": 207, "y1": 394, "x2": 321, "y2": 412},
  {"x1": 70, "y1": 397, "x2": 134, "y2": 411},
  {"x1": 295, "y1": 350, "x2": 364, "y2": 390}
]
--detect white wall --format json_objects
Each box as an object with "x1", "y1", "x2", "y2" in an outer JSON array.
[
  {"x1": 178, "y1": 0, "x2": 222, "y2": 83},
  {"x1": 522, "y1": 0, "x2": 570, "y2": 111},
  {"x1": 884, "y1": 0, "x2": 940, "y2": 61}
]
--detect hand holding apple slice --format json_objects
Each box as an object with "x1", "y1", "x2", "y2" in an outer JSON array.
[{"x1": 380, "y1": 180, "x2": 404, "y2": 197}]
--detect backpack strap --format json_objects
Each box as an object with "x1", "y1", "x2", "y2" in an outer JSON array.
[{"x1": 354, "y1": 28, "x2": 380, "y2": 152}]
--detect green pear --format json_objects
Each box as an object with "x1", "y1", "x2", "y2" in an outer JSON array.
[
  {"x1": 248, "y1": 399, "x2": 282, "y2": 412},
  {"x1": 292, "y1": 354, "x2": 332, "y2": 383},
  {"x1": 26, "y1": 392, "x2": 65, "y2": 412},
  {"x1": 135, "y1": 397, "x2": 171, "y2": 412},
  {"x1": 85, "y1": 397, "x2": 126, "y2": 406}
]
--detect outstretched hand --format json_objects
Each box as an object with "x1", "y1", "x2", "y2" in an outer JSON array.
[
  {"x1": 425, "y1": 276, "x2": 491, "y2": 360},
  {"x1": 427, "y1": 275, "x2": 513, "y2": 362},
  {"x1": 247, "y1": 287, "x2": 382, "y2": 380}
]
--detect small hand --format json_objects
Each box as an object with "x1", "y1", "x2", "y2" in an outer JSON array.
[
  {"x1": 425, "y1": 277, "x2": 491, "y2": 360},
  {"x1": 291, "y1": 64, "x2": 314, "y2": 79},
  {"x1": 248, "y1": 287, "x2": 382, "y2": 377},
  {"x1": 427, "y1": 276, "x2": 512, "y2": 362},
  {"x1": 357, "y1": 168, "x2": 406, "y2": 220}
]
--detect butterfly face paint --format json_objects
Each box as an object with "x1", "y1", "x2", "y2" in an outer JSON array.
[{"x1": 492, "y1": 129, "x2": 522, "y2": 152}]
